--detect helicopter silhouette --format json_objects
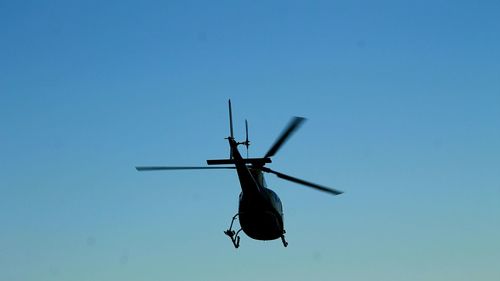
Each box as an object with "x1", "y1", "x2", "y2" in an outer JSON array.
[{"x1": 136, "y1": 100, "x2": 343, "y2": 248}]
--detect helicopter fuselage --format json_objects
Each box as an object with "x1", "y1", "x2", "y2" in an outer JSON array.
[
  {"x1": 135, "y1": 99, "x2": 342, "y2": 248},
  {"x1": 230, "y1": 139, "x2": 286, "y2": 241},
  {"x1": 238, "y1": 180, "x2": 284, "y2": 240}
]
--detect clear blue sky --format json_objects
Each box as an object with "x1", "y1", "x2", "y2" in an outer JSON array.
[{"x1": 1, "y1": 1, "x2": 499, "y2": 280}]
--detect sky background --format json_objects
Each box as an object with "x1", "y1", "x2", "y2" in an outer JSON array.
[{"x1": 1, "y1": 1, "x2": 500, "y2": 280}]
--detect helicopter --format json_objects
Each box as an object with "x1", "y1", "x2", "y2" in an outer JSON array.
[{"x1": 136, "y1": 100, "x2": 343, "y2": 248}]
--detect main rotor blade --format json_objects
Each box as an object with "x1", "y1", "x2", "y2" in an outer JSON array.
[
  {"x1": 260, "y1": 167, "x2": 343, "y2": 195},
  {"x1": 136, "y1": 166, "x2": 235, "y2": 171},
  {"x1": 264, "y1": 117, "x2": 306, "y2": 158}
]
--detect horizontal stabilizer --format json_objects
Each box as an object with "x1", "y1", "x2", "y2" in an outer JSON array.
[{"x1": 207, "y1": 157, "x2": 272, "y2": 166}]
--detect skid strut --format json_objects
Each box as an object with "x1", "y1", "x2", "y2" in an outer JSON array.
[
  {"x1": 281, "y1": 234, "x2": 288, "y2": 247},
  {"x1": 280, "y1": 228, "x2": 289, "y2": 247},
  {"x1": 224, "y1": 214, "x2": 242, "y2": 248}
]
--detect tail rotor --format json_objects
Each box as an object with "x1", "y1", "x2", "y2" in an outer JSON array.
[
  {"x1": 244, "y1": 119, "x2": 250, "y2": 158},
  {"x1": 227, "y1": 99, "x2": 251, "y2": 159}
]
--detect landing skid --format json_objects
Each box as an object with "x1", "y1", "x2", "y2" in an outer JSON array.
[
  {"x1": 224, "y1": 214, "x2": 242, "y2": 248},
  {"x1": 224, "y1": 213, "x2": 289, "y2": 248},
  {"x1": 224, "y1": 228, "x2": 243, "y2": 248}
]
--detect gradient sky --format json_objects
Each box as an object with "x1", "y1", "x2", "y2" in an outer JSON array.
[{"x1": 1, "y1": 1, "x2": 499, "y2": 280}]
